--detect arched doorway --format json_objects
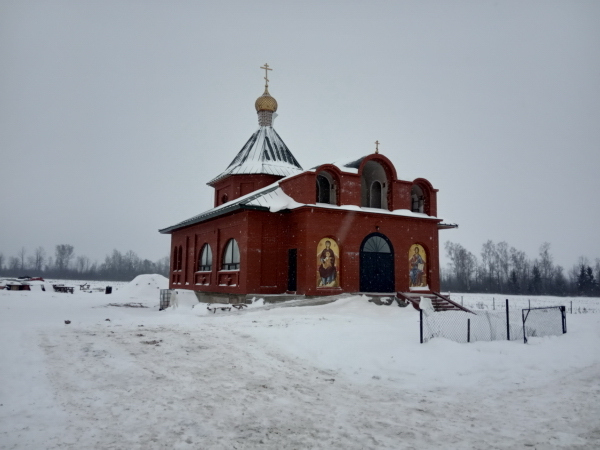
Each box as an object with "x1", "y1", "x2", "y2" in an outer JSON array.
[{"x1": 359, "y1": 233, "x2": 395, "y2": 292}]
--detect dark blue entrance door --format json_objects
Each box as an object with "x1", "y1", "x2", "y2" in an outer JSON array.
[{"x1": 359, "y1": 233, "x2": 395, "y2": 292}]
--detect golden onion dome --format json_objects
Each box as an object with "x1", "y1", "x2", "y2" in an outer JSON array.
[{"x1": 255, "y1": 87, "x2": 278, "y2": 112}]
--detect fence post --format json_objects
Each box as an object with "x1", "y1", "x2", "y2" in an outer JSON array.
[
  {"x1": 461, "y1": 296, "x2": 463, "y2": 306},
  {"x1": 493, "y1": 298, "x2": 495, "y2": 310},
  {"x1": 528, "y1": 299, "x2": 531, "y2": 309},
  {"x1": 522, "y1": 309, "x2": 527, "y2": 344},
  {"x1": 561, "y1": 306, "x2": 567, "y2": 334},
  {"x1": 467, "y1": 318, "x2": 471, "y2": 343},
  {"x1": 506, "y1": 299, "x2": 510, "y2": 341},
  {"x1": 420, "y1": 309, "x2": 423, "y2": 344},
  {"x1": 570, "y1": 300, "x2": 572, "y2": 314}
]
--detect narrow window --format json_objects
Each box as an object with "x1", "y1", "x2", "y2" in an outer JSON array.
[
  {"x1": 411, "y1": 184, "x2": 425, "y2": 213},
  {"x1": 316, "y1": 171, "x2": 337, "y2": 205},
  {"x1": 177, "y1": 245, "x2": 183, "y2": 270},
  {"x1": 361, "y1": 160, "x2": 388, "y2": 209},
  {"x1": 173, "y1": 247, "x2": 178, "y2": 271},
  {"x1": 222, "y1": 239, "x2": 240, "y2": 270},
  {"x1": 370, "y1": 181, "x2": 382, "y2": 208},
  {"x1": 316, "y1": 174, "x2": 331, "y2": 204},
  {"x1": 198, "y1": 244, "x2": 212, "y2": 272}
]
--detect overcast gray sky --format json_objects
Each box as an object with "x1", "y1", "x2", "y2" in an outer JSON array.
[{"x1": 1, "y1": 0, "x2": 599, "y2": 271}]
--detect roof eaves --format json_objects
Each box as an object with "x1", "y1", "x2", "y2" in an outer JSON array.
[
  {"x1": 438, "y1": 223, "x2": 459, "y2": 230},
  {"x1": 159, "y1": 185, "x2": 280, "y2": 234}
]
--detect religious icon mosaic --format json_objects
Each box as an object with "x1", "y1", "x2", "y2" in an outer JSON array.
[
  {"x1": 317, "y1": 237, "x2": 340, "y2": 288},
  {"x1": 409, "y1": 244, "x2": 427, "y2": 288}
]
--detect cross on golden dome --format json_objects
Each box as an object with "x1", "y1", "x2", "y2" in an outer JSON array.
[
  {"x1": 375, "y1": 140, "x2": 380, "y2": 154},
  {"x1": 260, "y1": 63, "x2": 272, "y2": 88}
]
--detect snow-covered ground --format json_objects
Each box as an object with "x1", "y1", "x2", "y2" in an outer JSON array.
[{"x1": 1, "y1": 276, "x2": 599, "y2": 449}]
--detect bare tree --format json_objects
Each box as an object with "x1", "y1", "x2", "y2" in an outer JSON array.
[
  {"x1": 0, "y1": 252, "x2": 5, "y2": 272},
  {"x1": 481, "y1": 240, "x2": 498, "y2": 290},
  {"x1": 33, "y1": 246, "x2": 46, "y2": 272},
  {"x1": 55, "y1": 244, "x2": 75, "y2": 273},
  {"x1": 538, "y1": 242, "x2": 554, "y2": 292},
  {"x1": 76, "y1": 255, "x2": 90, "y2": 273},
  {"x1": 496, "y1": 241, "x2": 510, "y2": 288},
  {"x1": 445, "y1": 242, "x2": 477, "y2": 291},
  {"x1": 9, "y1": 256, "x2": 20, "y2": 271},
  {"x1": 509, "y1": 247, "x2": 529, "y2": 293},
  {"x1": 156, "y1": 256, "x2": 170, "y2": 276},
  {"x1": 18, "y1": 247, "x2": 26, "y2": 271}
]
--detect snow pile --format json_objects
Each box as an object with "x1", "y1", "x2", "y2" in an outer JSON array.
[
  {"x1": 115, "y1": 274, "x2": 168, "y2": 300},
  {"x1": 259, "y1": 188, "x2": 304, "y2": 212},
  {"x1": 247, "y1": 297, "x2": 265, "y2": 308},
  {"x1": 164, "y1": 289, "x2": 202, "y2": 310}
]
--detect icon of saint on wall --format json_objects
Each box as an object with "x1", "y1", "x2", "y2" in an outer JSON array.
[
  {"x1": 317, "y1": 238, "x2": 340, "y2": 288},
  {"x1": 409, "y1": 244, "x2": 427, "y2": 288}
]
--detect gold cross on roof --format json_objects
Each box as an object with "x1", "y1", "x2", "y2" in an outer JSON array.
[
  {"x1": 260, "y1": 63, "x2": 272, "y2": 88},
  {"x1": 375, "y1": 140, "x2": 380, "y2": 154}
]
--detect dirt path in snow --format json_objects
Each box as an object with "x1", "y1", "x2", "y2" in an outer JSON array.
[{"x1": 28, "y1": 322, "x2": 600, "y2": 449}]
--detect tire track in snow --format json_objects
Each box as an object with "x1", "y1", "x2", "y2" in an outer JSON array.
[{"x1": 36, "y1": 322, "x2": 600, "y2": 449}]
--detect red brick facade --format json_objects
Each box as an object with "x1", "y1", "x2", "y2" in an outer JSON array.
[{"x1": 164, "y1": 154, "x2": 444, "y2": 296}]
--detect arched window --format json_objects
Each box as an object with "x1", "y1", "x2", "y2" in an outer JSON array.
[
  {"x1": 361, "y1": 161, "x2": 388, "y2": 209},
  {"x1": 370, "y1": 181, "x2": 382, "y2": 209},
  {"x1": 362, "y1": 235, "x2": 392, "y2": 253},
  {"x1": 411, "y1": 184, "x2": 425, "y2": 213},
  {"x1": 221, "y1": 239, "x2": 240, "y2": 270},
  {"x1": 177, "y1": 245, "x2": 183, "y2": 270},
  {"x1": 198, "y1": 244, "x2": 212, "y2": 272},
  {"x1": 316, "y1": 175, "x2": 330, "y2": 204},
  {"x1": 315, "y1": 171, "x2": 337, "y2": 205}
]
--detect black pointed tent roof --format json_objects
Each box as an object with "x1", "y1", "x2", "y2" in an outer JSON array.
[{"x1": 208, "y1": 126, "x2": 302, "y2": 185}]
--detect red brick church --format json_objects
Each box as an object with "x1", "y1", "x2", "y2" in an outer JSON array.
[{"x1": 160, "y1": 65, "x2": 456, "y2": 302}]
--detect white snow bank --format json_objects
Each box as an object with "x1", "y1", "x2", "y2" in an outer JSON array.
[{"x1": 115, "y1": 274, "x2": 168, "y2": 300}]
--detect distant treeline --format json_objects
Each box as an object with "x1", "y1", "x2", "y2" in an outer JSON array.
[
  {"x1": 0, "y1": 244, "x2": 169, "y2": 281},
  {"x1": 3, "y1": 241, "x2": 598, "y2": 295},
  {"x1": 442, "y1": 241, "x2": 600, "y2": 297}
]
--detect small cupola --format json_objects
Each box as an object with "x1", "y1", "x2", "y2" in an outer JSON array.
[
  {"x1": 206, "y1": 64, "x2": 303, "y2": 190},
  {"x1": 255, "y1": 63, "x2": 278, "y2": 126}
]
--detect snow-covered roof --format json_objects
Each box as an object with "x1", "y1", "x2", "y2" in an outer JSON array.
[
  {"x1": 309, "y1": 156, "x2": 363, "y2": 174},
  {"x1": 159, "y1": 178, "x2": 441, "y2": 234},
  {"x1": 159, "y1": 183, "x2": 281, "y2": 234},
  {"x1": 207, "y1": 126, "x2": 303, "y2": 185},
  {"x1": 313, "y1": 155, "x2": 436, "y2": 184}
]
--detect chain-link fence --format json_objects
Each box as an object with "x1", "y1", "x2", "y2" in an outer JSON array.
[
  {"x1": 522, "y1": 306, "x2": 567, "y2": 343},
  {"x1": 449, "y1": 294, "x2": 600, "y2": 315},
  {"x1": 420, "y1": 300, "x2": 567, "y2": 344}
]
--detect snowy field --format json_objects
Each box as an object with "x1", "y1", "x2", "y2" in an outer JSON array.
[
  {"x1": 447, "y1": 293, "x2": 600, "y2": 315},
  {"x1": 1, "y1": 276, "x2": 599, "y2": 449}
]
